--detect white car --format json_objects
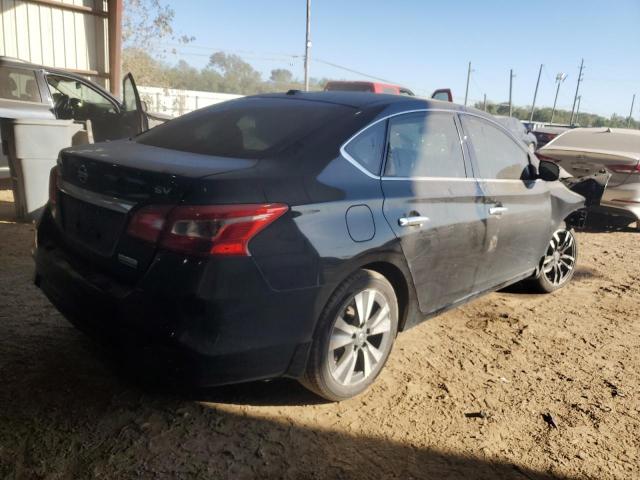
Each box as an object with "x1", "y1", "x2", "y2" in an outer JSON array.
[{"x1": 538, "y1": 128, "x2": 640, "y2": 228}]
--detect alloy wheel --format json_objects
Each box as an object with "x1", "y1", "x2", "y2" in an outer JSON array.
[
  {"x1": 542, "y1": 229, "x2": 576, "y2": 286},
  {"x1": 327, "y1": 288, "x2": 393, "y2": 386}
]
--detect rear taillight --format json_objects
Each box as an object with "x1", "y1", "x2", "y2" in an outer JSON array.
[
  {"x1": 126, "y1": 205, "x2": 174, "y2": 243},
  {"x1": 536, "y1": 153, "x2": 557, "y2": 162},
  {"x1": 48, "y1": 166, "x2": 59, "y2": 205},
  {"x1": 127, "y1": 203, "x2": 288, "y2": 256},
  {"x1": 609, "y1": 163, "x2": 640, "y2": 174}
]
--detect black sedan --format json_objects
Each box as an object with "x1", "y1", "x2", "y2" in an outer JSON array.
[{"x1": 35, "y1": 92, "x2": 586, "y2": 401}]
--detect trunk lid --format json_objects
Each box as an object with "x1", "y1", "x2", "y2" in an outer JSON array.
[
  {"x1": 56, "y1": 140, "x2": 257, "y2": 282},
  {"x1": 539, "y1": 128, "x2": 640, "y2": 188}
]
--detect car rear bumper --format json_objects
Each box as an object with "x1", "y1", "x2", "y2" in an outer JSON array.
[
  {"x1": 34, "y1": 211, "x2": 319, "y2": 386},
  {"x1": 600, "y1": 185, "x2": 640, "y2": 220}
]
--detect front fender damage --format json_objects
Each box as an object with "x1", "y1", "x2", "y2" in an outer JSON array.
[{"x1": 556, "y1": 173, "x2": 611, "y2": 227}]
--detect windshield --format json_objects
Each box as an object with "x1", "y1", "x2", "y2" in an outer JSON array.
[{"x1": 136, "y1": 97, "x2": 351, "y2": 158}]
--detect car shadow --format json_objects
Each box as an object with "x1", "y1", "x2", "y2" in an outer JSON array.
[{"x1": 0, "y1": 331, "x2": 572, "y2": 479}]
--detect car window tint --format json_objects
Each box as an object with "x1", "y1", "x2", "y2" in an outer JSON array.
[
  {"x1": 384, "y1": 112, "x2": 466, "y2": 178},
  {"x1": 344, "y1": 121, "x2": 386, "y2": 175},
  {"x1": 461, "y1": 115, "x2": 530, "y2": 180},
  {"x1": 47, "y1": 75, "x2": 117, "y2": 114},
  {"x1": 0, "y1": 67, "x2": 41, "y2": 102},
  {"x1": 137, "y1": 97, "x2": 352, "y2": 159}
]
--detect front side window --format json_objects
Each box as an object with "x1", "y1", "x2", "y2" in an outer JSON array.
[
  {"x1": 0, "y1": 67, "x2": 41, "y2": 102},
  {"x1": 46, "y1": 75, "x2": 117, "y2": 119},
  {"x1": 343, "y1": 121, "x2": 386, "y2": 174},
  {"x1": 460, "y1": 115, "x2": 530, "y2": 180},
  {"x1": 384, "y1": 112, "x2": 466, "y2": 178}
]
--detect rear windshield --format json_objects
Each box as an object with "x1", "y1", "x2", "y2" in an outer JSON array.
[{"x1": 136, "y1": 97, "x2": 351, "y2": 158}]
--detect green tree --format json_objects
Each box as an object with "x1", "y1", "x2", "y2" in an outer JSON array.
[
  {"x1": 270, "y1": 69, "x2": 294, "y2": 84},
  {"x1": 121, "y1": 0, "x2": 194, "y2": 87},
  {"x1": 207, "y1": 52, "x2": 264, "y2": 94},
  {"x1": 121, "y1": 48, "x2": 169, "y2": 87}
]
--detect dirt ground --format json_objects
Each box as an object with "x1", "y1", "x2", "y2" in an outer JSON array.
[{"x1": 0, "y1": 187, "x2": 639, "y2": 480}]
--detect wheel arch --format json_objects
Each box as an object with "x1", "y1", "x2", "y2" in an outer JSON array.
[{"x1": 360, "y1": 261, "x2": 412, "y2": 332}]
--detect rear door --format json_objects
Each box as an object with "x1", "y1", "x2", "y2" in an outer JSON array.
[
  {"x1": 380, "y1": 111, "x2": 487, "y2": 314},
  {"x1": 459, "y1": 114, "x2": 551, "y2": 287}
]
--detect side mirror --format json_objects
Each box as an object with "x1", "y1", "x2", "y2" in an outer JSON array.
[
  {"x1": 538, "y1": 160, "x2": 560, "y2": 182},
  {"x1": 140, "y1": 100, "x2": 149, "y2": 112}
]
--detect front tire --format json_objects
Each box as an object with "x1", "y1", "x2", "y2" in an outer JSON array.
[
  {"x1": 529, "y1": 226, "x2": 578, "y2": 293},
  {"x1": 301, "y1": 269, "x2": 398, "y2": 401}
]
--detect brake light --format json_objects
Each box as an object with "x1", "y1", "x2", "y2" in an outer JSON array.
[
  {"x1": 536, "y1": 153, "x2": 557, "y2": 162},
  {"x1": 609, "y1": 163, "x2": 640, "y2": 174},
  {"x1": 162, "y1": 204, "x2": 288, "y2": 256},
  {"x1": 127, "y1": 203, "x2": 289, "y2": 256},
  {"x1": 127, "y1": 205, "x2": 174, "y2": 243},
  {"x1": 48, "y1": 166, "x2": 59, "y2": 205}
]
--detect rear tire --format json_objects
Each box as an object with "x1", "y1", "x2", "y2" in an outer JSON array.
[
  {"x1": 300, "y1": 269, "x2": 398, "y2": 401},
  {"x1": 527, "y1": 225, "x2": 578, "y2": 293}
]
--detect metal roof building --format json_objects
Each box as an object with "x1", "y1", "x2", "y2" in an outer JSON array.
[{"x1": 0, "y1": 0, "x2": 123, "y2": 95}]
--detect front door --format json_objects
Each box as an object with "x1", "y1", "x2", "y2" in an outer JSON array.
[
  {"x1": 121, "y1": 73, "x2": 148, "y2": 135},
  {"x1": 381, "y1": 111, "x2": 487, "y2": 314},
  {"x1": 459, "y1": 113, "x2": 551, "y2": 287}
]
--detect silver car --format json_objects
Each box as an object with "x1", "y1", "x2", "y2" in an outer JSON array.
[{"x1": 538, "y1": 127, "x2": 640, "y2": 228}]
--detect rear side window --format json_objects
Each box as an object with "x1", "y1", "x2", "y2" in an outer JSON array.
[
  {"x1": 384, "y1": 112, "x2": 466, "y2": 178},
  {"x1": 0, "y1": 67, "x2": 41, "y2": 102},
  {"x1": 461, "y1": 115, "x2": 530, "y2": 180},
  {"x1": 343, "y1": 121, "x2": 386, "y2": 174},
  {"x1": 137, "y1": 98, "x2": 351, "y2": 159}
]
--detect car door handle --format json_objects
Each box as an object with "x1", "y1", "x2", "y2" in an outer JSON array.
[
  {"x1": 398, "y1": 216, "x2": 430, "y2": 227},
  {"x1": 489, "y1": 206, "x2": 508, "y2": 216}
]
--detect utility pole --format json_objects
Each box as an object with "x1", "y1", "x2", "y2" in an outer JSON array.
[
  {"x1": 550, "y1": 73, "x2": 567, "y2": 124},
  {"x1": 628, "y1": 94, "x2": 636, "y2": 128},
  {"x1": 570, "y1": 58, "x2": 585, "y2": 126},
  {"x1": 530, "y1": 63, "x2": 543, "y2": 122},
  {"x1": 304, "y1": 0, "x2": 311, "y2": 91},
  {"x1": 464, "y1": 61, "x2": 472, "y2": 106},
  {"x1": 575, "y1": 95, "x2": 582, "y2": 125},
  {"x1": 483, "y1": 93, "x2": 487, "y2": 112},
  {"x1": 508, "y1": 69, "x2": 515, "y2": 117}
]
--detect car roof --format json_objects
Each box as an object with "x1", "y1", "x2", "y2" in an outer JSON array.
[
  {"x1": 0, "y1": 56, "x2": 88, "y2": 80},
  {"x1": 0, "y1": 56, "x2": 118, "y2": 102},
  {"x1": 253, "y1": 90, "x2": 482, "y2": 116}
]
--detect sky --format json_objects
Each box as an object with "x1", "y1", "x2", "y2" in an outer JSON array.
[{"x1": 165, "y1": 0, "x2": 640, "y2": 119}]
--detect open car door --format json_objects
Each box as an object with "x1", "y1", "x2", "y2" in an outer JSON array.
[
  {"x1": 122, "y1": 73, "x2": 149, "y2": 136},
  {"x1": 431, "y1": 88, "x2": 453, "y2": 102}
]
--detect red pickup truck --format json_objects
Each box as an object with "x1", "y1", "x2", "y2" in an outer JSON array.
[{"x1": 324, "y1": 81, "x2": 453, "y2": 102}]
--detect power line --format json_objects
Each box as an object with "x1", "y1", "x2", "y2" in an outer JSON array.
[
  {"x1": 167, "y1": 49, "x2": 301, "y2": 65},
  {"x1": 161, "y1": 43, "x2": 404, "y2": 86},
  {"x1": 159, "y1": 42, "x2": 298, "y2": 59},
  {"x1": 312, "y1": 58, "x2": 401, "y2": 84}
]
